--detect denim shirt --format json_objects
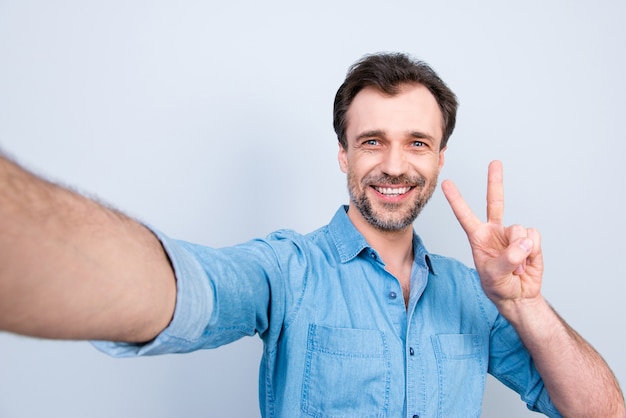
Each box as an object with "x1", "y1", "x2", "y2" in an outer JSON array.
[{"x1": 94, "y1": 206, "x2": 560, "y2": 418}]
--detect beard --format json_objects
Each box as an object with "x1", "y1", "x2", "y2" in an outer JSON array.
[{"x1": 347, "y1": 170, "x2": 437, "y2": 232}]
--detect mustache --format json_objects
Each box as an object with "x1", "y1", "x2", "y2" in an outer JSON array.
[{"x1": 362, "y1": 174, "x2": 427, "y2": 187}]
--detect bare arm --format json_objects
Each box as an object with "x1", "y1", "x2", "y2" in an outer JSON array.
[
  {"x1": 442, "y1": 161, "x2": 625, "y2": 417},
  {"x1": 0, "y1": 155, "x2": 176, "y2": 342}
]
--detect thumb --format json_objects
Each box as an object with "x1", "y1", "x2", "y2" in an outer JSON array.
[{"x1": 498, "y1": 238, "x2": 533, "y2": 276}]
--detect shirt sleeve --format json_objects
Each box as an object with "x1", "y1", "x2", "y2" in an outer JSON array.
[
  {"x1": 92, "y1": 227, "x2": 291, "y2": 357},
  {"x1": 488, "y1": 313, "x2": 562, "y2": 417},
  {"x1": 92, "y1": 228, "x2": 215, "y2": 356}
]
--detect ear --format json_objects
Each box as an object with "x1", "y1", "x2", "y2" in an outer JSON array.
[
  {"x1": 437, "y1": 146, "x2": 447, "y2": 172},
  {"x1": 338, "y1": 142, "x2": 348, "y2": 173}
]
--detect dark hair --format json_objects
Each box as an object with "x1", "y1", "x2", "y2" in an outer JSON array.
[{"x1": 333, "y1": 52, "x2": 458, "y2": 150}]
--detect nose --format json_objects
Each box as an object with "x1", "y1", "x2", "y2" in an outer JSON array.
[{"x1": 380, "y1": 144, "x2": 408, "y2": 177}]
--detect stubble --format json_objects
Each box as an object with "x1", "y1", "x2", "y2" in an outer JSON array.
[{"x1": 347, "y1": 171, "x2": 437, "y2": 232}]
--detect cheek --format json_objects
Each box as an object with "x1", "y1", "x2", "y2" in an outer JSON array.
[
  {"x1": 414, "y1": 155, "x2": 443, "y2": 177},
  {"x1": 344, "y1": 156, "x2": 374, "y2": 180}
]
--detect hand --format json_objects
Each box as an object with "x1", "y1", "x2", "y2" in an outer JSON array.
[{"x1": 441, "y1": 161, "x2": 544, "y2": 312}]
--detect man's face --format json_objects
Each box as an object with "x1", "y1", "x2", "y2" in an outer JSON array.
[{"x1": 338, "y1": 83, "x2": 446, "y2": 232}]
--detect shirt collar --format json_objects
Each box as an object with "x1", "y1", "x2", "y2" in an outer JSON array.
[
  {"x1": 328, "y1": 206, "x2": 436, "y2": 275},
  {"x1": 328, "y1": 206, "x2": 371, "y2": 263},
  {"x1": 413, "y1": 233, "x2": 437, "y2": 276}
]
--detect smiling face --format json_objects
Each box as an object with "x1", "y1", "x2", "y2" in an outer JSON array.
[{"x1": 338, "y1": 83, "x2": 446, "y2": 233}]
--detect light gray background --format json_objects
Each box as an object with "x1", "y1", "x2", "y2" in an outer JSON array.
[{"x1": 0, "y1": 1, "x2": 624, "y2": 417}]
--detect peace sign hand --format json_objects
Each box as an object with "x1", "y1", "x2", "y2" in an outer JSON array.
[{"x1": 442, "y1": 161, "x2": 544, "y2": 315}]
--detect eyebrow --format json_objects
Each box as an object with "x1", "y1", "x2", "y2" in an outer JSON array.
[
  {"x1": 409, "y1": 131, "x2": 436, "y2": 142},
  {"x1": 356, "y1": 130, "x2": 385, "y2": 141}
]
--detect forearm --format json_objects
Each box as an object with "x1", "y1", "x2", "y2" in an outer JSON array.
[
  {"x1": 501, "y1": 297, "x2": 625, "y2": 417},
  {"x1": 0, "y1": 156, "x2": 176, "y2": 342}
]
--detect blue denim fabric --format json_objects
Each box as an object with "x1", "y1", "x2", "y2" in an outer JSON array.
[{"x1": 94, "y1": 206, "x2": 561, "y2": 417}]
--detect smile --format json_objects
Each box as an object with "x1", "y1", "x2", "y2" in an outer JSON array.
[{"x1": 372, "y1": 186, "x2": 412, "y2": 196}]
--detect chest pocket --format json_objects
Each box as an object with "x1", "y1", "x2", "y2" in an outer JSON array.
[
  {"x1": 431, "y1": 333, "x2": 488, "y2": 418},
  {"x1": 301, "y1": 324, "x2": 391, "y2": 418}
]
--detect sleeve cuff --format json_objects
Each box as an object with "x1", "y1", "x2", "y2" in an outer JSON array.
[{"x1": 92, "y1": 227, "x2": 214, "y2": 357}]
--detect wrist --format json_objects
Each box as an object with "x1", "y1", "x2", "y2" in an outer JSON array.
[{"x1": 496, "y1": 295, "x2": 559, "y2": 336}]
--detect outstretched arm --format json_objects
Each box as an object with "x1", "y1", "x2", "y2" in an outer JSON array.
[
  {"x1": 0, "y1": 154, "x2": 176, "y2": 342},
  {"x1": 442, "y1": 160, "x2": 625, "y2": 417}
]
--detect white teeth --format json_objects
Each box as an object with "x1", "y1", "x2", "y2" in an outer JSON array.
[{"x1": 374, "y1": 186, "x2": 411, "y2": 196}]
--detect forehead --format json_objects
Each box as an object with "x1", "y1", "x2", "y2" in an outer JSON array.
[{"x1": 345, "y1": 83, "x2": 443, "y2": 144}]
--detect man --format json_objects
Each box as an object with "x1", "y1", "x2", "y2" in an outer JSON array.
[{"x1": 0, "y1": 53, "x2": 623, "y2": 417}]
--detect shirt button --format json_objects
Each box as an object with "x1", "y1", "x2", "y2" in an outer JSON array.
[
  {"x1": 409, "y1": 347, "x2": 414, "y2": 356},
  {"x1": 370, "y1": 252, "x2": 377, "y2": 259},
  {"x1": 388, "y1": 291, "x2": 397, "y2": 300},
  {"x1": 413, "y1": 415, "x2": 419, "y2": 418}
]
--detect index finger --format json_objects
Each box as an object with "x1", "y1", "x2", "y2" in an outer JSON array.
[
  {"x1": 441, "y1": 178, "x2": 481, "y2": 236},
  {"x1": 487, "y1": 160, "x2": 504, "y2": 224}
]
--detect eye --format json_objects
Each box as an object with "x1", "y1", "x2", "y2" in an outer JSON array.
[
  {"x1": 412, "y1": 140, "x2": 425, "y2": 147},
  {"x1": 363, "y1": 139, "x2": 380, "y2": 146}
]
